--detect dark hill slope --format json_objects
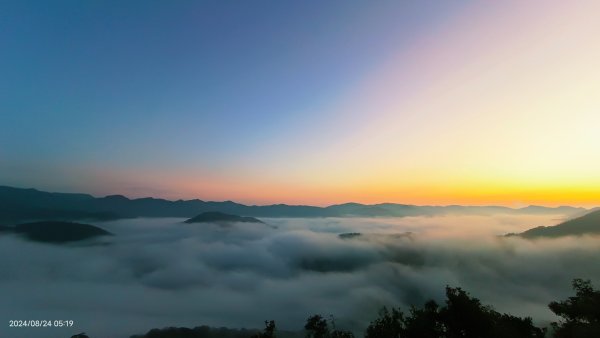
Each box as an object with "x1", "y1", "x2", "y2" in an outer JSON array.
[
  {"x1": 513, "y1": 209, "x2": 600, "y2": 238},
  {"x1": 3, "y1": 221, "x2": 113, "y2": 243}
]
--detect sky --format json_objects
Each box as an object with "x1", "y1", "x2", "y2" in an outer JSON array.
[{"x1": 1, "y1": 0, "x2": 599, "y2": 206}]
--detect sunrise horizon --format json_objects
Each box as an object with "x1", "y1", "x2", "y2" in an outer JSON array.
[
  {"x1": 2, "y1": 1, "x2": 599, "y2": 211},
  {"x1": 2, "y1": 1, "x2": 600, "y2": 337},
  {"x1": 0, "y1": 1, "x2": 600, "y2": 211},
  {"x1": 3, "y1": 183, "x2": 598, "y2": 209}
]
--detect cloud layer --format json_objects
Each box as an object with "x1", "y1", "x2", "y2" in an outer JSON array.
[{"x1": 1, "y1": 213, "x2": 599, "y2": 337}]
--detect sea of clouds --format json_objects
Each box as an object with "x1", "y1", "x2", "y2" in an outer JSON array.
[{"x1": 1, "y1": 213, "x2": 600, "y2": 338}]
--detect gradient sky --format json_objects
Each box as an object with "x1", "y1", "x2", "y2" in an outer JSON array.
[{"x1": 1, "y1": 0, "x2": 599, "y2": 206}]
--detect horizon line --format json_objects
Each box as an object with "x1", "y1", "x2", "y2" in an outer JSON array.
[{"x1": 2, "y1": 184, "x2": 595, "y2": 210}]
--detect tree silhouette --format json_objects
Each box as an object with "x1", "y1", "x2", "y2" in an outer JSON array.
[
  {"x1": 329, "y1": 330, "x2": 354, "y2": 338},
  {"x1": 403, "y1": 301, "x2": 444, "y2": 338},
  {"x1": 251, "y1": 320, "x2": 276, "y2": 338},
  {"x1": 549, "y1": 278, "x2": 600, "y2": 337},
  {"x1": 305, "y1": 315, "x2": 330, "y2": 338},
  {"x1": 130, "y1": 325, "x2": 259, "y2": 338},
  {"x1": 304, "y1": 314, "x2": 354, "y2": 338},
  {"x1": 365, "y1": 286, "x2": 544, "y2": 338},
  {"x1": 441, "y1": 286, "x2": 496, "y2": 337},
  {"x1": 493, "y1": 314, "x2": 544, "y2": 338},
  {"x1": 364, "y1": 307, "x2": 403, "y2": 338},
  {"x1": 127, "y1": 280, "x2": 600, "y2": 338},
  {"x1": 328, "y1": 315, "x2": 355, "y2": 338}
]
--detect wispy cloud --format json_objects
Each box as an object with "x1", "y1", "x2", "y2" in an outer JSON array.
[{"x1": 1, "y1": 214, "x2": 598, "y2": 337}]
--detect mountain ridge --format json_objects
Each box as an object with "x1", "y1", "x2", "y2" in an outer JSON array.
[
  {"x1": 0, "y1": 185, "x2": 590, "y2": 223},
  {"x1": 509, "y1": 208, "x2": 600, "y2": 238}
]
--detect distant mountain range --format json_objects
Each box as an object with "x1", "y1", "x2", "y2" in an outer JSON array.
[
  {"x1": 0, "y1": 185, "x2": 589, "y2": 224},
  {"x1": 509, "y1": 208, "x2": 600, "y2": 238}
]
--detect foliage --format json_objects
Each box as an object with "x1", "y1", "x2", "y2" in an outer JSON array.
[
  {"x1": 129, "y1": 325, "x2": 260, "y2": 338},
  {"x1": 364, "y1": 287, "x2": 544, "y2": 338},
  {"x1": 549, "y1": 278, "x2": 600, "y2": 337},
  {"x1": 304, "y1": 314, "x2": 354, "y2": 338},
  {"x1": 364, "y1": 307, "x2": 403, "y2": 338},
  {"x1": 100, "y1": 279, "x2": 600, "y2": 338},
  {"x1": 251, "y1": 320, "x2": 276, "y2": 338}
]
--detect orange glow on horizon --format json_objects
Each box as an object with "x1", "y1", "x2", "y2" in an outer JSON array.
[{"x1": 31, "y1": 0, "x2": 599, "y2": 209}]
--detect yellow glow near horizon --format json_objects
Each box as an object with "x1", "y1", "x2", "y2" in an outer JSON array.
[
  {"x1": 66, "y1": 1, "x2": 600, "y2": 207},
  {"x1": 223, "y1": 1, "x2": 600, "y2": 206}
]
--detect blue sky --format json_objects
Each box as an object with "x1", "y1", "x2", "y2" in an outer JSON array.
[
  {"x1": 3, "y1": 1, "x2": 598, "y2": 206},
  {"x1": 1, "y1": 1, "x2": 461, "y2": 196}
]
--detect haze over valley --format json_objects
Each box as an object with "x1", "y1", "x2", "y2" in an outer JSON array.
[
  {"x1": 2, "y1": 1, "x2": 599, "y2": 337},
  {"x1": 2, "y1": 186, "x2": 600, "y2": 337}
]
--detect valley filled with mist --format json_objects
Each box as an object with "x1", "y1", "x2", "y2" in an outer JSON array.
[
  {"x1": 2, "y1": 211, "x2": 599, "y2": 337},
  {"x1": 3, "y1": 2, "x2": 600, "y2": 336}
]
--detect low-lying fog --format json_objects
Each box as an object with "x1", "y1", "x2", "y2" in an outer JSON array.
[{"x1": 2, "y1": 213, "x2": 599, "y2": 338}]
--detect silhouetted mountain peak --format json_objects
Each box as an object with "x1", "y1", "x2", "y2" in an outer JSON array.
[
  {"x1": 0, "y1": 185, "x2": 592, "y2": 223},
  {"x1": 184, "y1": 212, "x2": 263, "y2": 224}
]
